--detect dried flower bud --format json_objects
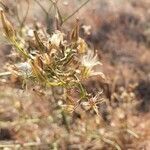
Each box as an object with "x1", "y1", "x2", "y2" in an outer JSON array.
[
  {"x1": 42, "y1": 53, "x2": 51, "y2": 65},
  {"x1": 0, "y1": 10, "x2": 15, "y2": 39},
  {"x1": 34, "y1": 56, "x2": 44, "y2": 70},
  {"x1": 31, "y1": 60, "x2": 45, "y2": 82},
  {"x1": 70, "y1": 19, "x2": 79, "y2": 42},
  {"x1": 34, "y1": 30, "x2": 47, "y2": 52},
  {"x1": 77, "y1": 38, "x2": 87, "y2": 54}
]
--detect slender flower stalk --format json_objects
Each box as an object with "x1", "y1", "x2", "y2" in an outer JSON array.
[{"x1": 0, "y1": 10, "x2": 29, "y2": 59}]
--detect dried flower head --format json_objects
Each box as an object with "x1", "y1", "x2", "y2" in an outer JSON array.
[
  {"x1": 15, "y1": 62, "x2": 32, "y2": 76},
  {"x1": 49, "y1": 30, "x2": 64, "y2": 47},
  {"x1": 80, "y1": 50, "x2": 105, "y2": 80},
  {"x1": 81, "y1": 91, "x2": 105, "y2": 115}
]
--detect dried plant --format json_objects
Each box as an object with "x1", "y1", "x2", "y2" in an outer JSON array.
[{"x1": 0, "y1": 10, "x2": 106, "y2": 115}]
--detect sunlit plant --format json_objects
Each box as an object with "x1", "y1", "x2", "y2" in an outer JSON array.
[{"x1": 0, "y1": 9, "x2": 106, "y2": 115}]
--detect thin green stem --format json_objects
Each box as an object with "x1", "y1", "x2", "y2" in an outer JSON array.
[
  {"x1": 74, "y1": 74, "x2": 86, "y2": 98},
  {"x1": 11, "y1": 38, "x2": 30, "y2": 59},
  {"x1": 34, "y1": 0, "x2": 49, "y2": 16},
  {"x1": 62, "y1": 0, "x2": 91, "y2": 25}
]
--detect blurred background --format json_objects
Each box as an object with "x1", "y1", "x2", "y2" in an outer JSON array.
[{"x1": 0, "y1": 0, "x2": 149, "y2": 149}]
